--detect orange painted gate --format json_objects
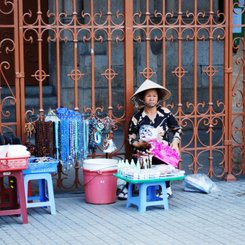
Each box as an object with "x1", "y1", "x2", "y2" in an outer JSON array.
[{"x1": 0, "y1": 0, "x2": 244, "y2": 189}]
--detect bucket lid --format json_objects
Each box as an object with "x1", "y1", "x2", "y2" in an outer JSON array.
[{"x1": 83, "y1": 158, "x2": 118, "y2": 171}]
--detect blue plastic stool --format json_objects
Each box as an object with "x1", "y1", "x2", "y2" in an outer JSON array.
[
  {"x1": 23, "y1": 173, "x2": 56, "y2": 215},
  {"x1": 126, "y1": 181, "x2": 169, "y2": 212}
]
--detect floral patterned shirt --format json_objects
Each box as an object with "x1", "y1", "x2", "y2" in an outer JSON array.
[{"x1": 128, "y1": 106, "x2": 182, "y2": 149}]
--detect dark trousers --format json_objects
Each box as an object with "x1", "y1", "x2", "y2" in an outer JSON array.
[{"x1": 152, "y1": 156, "x2": 170, "y2": 188}]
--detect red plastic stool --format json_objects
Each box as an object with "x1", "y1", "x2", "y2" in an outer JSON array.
[{"x1": 0, "y1": 170, "x2": 28, "y2": 224}]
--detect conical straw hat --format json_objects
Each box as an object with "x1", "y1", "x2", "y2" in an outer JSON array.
[{"x1": 130, "y1": 79, "x2": 171, "y2": 106}]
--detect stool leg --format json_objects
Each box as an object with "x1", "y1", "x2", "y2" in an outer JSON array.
[
  {"x1": 16, "y1": 172, "x2": 28, "y2": 224},
  {"x1": 46, "y1": 174, "x2": 56, "y2": 215},
  {"x1": 39, "y1": 179, "x2": 46, "y2": 202},
  {"x1": 161, "y1": 182, "x2": 169, "y2": 210},
  {"x1": 138, "y1": 183, "x2": 147, "y2": 212},
  {"x1": 24, "y1": 176, "x2": 29, "y2": 205},
  {"x1": 126, "y1": 183, "x2": 133, "y2": 208}
]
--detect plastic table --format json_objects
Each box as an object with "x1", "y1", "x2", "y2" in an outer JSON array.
[{"x1": 114, "y1": 173, "x2": 185, "y2": 212}]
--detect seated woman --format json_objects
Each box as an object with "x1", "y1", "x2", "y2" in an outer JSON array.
[{"x1": 118, "y1": 79, "x2": 182, "y2": 200}]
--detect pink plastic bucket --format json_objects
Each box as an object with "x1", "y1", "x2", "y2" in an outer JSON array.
[
  {"x1": 83, "y1": 169, "x2": 117, "y2": 204},
  {"x1": 83, "y1": 158, "x2": 118, "y2": 204}
]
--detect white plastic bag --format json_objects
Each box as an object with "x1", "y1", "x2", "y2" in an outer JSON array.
[{"x1": 183, "y1": 174, "x2": 217, "y2": 194}]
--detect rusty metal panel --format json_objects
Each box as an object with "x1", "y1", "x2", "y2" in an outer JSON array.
[
  {"x1": 231, "y1": 1, "x2": 245, "y2": 177},
  {"x1": 0, "y1": 0, "x2": 21, "y2": 137},
  {"x1": 18, "y1": 0, "x2": 128, "y2": 189},
  {"x1": 131, "y1": 0, "x2": 229, "y2": 178}
]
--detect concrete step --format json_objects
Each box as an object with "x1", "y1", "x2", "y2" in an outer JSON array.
[
  {"x1": 25, "y1": 85, "x2": 54, "y2": 97},
  {"x1": 25, "y1": 96, "x2": 57, "y2": 109},
  {"x1": 1, "y1": 85, "x2": 54, "y2": 97}
]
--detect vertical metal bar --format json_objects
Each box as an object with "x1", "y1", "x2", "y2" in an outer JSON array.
[
  {"x1": 124, "y1": 0, "x2": 134, "y2": 159},
  {"x1": 176, "y1": 0, "x2": 184, "y2": 168},
  {"x1": 17, "y1": 0, "x2": 26, "y2": 141},
  {"x1": 243, "y1": 18, "x2": 245, "y2": 174},
  {"x1": 90, "y1": 0, "x2": 95, "y2": 113},
  {"x1": 13, "y1": 0, "x2": 21, "y2": 137},
  {"x1": 55, "y1": 0, "x2": 62, "y2": 187},
  {"x1": 177, "y1": 0, "x2": 183, "y2": 117},
  {"x1": 208, "y1": 0, "x2": 214, "y2": 176},
  {"x1": 223, "y1": 0, "x2": 229, "y2": 175},
  {"x1": 161, "y1": 1, "x2": 166, "y2": 88},
  {"x1": 161, "y1": 1, "x2": 168, "y2": 110},
  {"x1": 193, "y1": 0, "x2": 198, "y2": 173},
  {"x1": 107, "y1": 0, "x2": 112, "y2": 117},
  {"x1": 145, "y1": 0, "x2": 150, "y2": 77},
  {"x1": 56, "y1": 0, "x2": 61, "y2": 108},
  {"x1": 224, "y1": 0, "x2": 236, "y2": 180},
  {"x1": 72, "y1": 0, "x2": 80, "y2": 185},
  {"x1": 37, "y1": 0, "x2": 44, "y2": 117},
  {"x1": 73, "y1": 0, "x2": 79, "y2": 111}
]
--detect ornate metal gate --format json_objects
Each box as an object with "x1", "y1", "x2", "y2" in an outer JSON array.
[{"x1": 0, "y1": 0, "x2": 244, "y2": 189}]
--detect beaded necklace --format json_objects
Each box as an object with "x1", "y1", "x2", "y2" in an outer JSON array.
[
  {"x1": 82, "y1": 119, "x2": 89, "y2": 159},
  {"x1": 55, "y1": 108, "x2": 88, "y2": 170},
  {"x1": 35, "y1": 121, "x2": 54, "y2": 157}
]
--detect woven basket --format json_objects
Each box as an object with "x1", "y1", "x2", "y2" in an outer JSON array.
[
  {"x1": 23, "y1": 157, "x2": 59, "y2": 174},
  {"x1": 0, "y1": 157, "x2": 29, "y2": 172}
]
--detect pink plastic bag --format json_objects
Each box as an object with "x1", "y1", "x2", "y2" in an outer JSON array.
[{"x1": 149, "y1": 140, "x2": 179, "y2": 168}]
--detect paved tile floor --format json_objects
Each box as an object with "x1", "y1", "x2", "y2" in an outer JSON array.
[{"x1": 1, "y1": 177, "x2": 245, "y2": 245}]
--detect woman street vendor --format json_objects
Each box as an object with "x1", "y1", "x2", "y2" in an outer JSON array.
[{"x1": 118, "y1": 79, "x2": 182, "y2": 200}]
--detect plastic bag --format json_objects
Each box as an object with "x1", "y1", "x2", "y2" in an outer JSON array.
[
  {"x1": 183, "y1": 174, "x2": 217, "y2": 194},
  {"x1": 149, "y1": 139, "x2": 179, "y2": 168},
  {"x1": 103, "y1": 138, "x2": 117, "y2": 153}
]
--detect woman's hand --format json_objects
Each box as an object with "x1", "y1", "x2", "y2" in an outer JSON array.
[
  {"x1": 133, "y1": 140, "x2": 151, "y2": 149},
  {"x1": 170, "y1": 140, "x2": 180, "y2": 156}
]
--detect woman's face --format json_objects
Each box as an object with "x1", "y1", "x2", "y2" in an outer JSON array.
[{"x1": 143, "y1": 89, "x2": 158, "y2": 108}]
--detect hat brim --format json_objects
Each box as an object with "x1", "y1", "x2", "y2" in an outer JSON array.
[{"x1": 130, "y1": 79, "x2": 171, "y2": 106}]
